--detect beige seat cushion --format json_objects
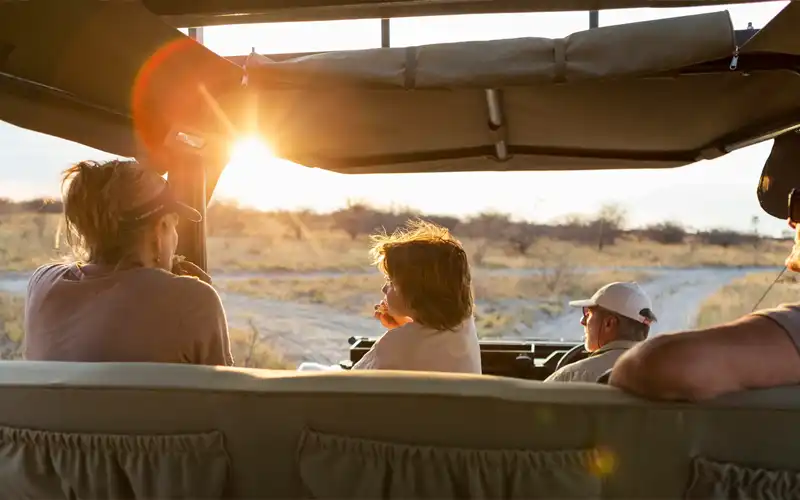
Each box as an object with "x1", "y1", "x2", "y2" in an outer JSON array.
[{"x1": 0, "y1": 425, "x2": 229, "y2": 498}]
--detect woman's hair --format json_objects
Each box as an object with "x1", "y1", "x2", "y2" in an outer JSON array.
[
  {"x1": 370, "y1": 219, "x2": 474, "y2": 330},
  {"x1": 61, "y1": 159, "x2": 153, "y2": 265}
]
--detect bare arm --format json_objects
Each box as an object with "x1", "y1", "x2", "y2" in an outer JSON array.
[{"x1": 609, "y1": 314, "x2": 800, "y2": 401}]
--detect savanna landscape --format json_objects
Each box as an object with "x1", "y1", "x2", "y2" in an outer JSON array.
[{"x1": 0, "y1": 197, "x2": 794, "y2": 368}]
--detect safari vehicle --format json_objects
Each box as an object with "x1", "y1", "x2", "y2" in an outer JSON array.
[{"x1": 2, "y1": 0, "x2": 800, "y2": 498}]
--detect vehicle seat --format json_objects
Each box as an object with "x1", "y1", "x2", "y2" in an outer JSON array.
[{"x1": 0, "y1": 361, "x2": 799, "y2": 498}]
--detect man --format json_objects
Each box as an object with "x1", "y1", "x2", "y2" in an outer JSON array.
[
  {"x1": 609, "y1": 225, "x2": 800, "y2": 401},
  {"x1": 545, "y1": 282, "x2": 656, "y2": 383}
]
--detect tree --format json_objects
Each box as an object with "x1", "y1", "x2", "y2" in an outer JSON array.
[
  {"x1": 460, "y1": 212, "x2": 511, "y2": 264},
  {"x1": 698, "y1": 229, "x2": 747, "y2": 248},
  {"x1": 461, "y1": 212, "x2": 510, "y2": 240},
  {"x1": 593, "y1": 203, "x2": 627, "y2": 251},
  {"x1": 644, "y1": 221, "x2": 686, "y2": 245},
  {"x1": 206, "y1": 201, "x2": 247, "y2": 237},
  {"x1": 274, "y1": 209, "x2": 316, "y2": 240},
  {"x1": 504, "y1": 221, "x2": 537, "y2": 256},
  {"x1": 751, "y1": 215, "x2": 761, "y2": 250},
  {"x1": 421, "y1": 215, "x2": 460, "y2": 233},
  {"x1": 331, "y1": 201, "x2": 380, "y2": 240}
]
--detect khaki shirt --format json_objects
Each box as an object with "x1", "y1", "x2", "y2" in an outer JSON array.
[{"x1": 544, "y1": 340, "x2": 639, "y2": 383}]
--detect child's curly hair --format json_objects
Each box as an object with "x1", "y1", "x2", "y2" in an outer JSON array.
[{"x1": 370, "y1": 219, "x2": 473, "y2": 330}]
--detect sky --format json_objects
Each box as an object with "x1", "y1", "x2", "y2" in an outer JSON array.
[{"x1": 0, "y1": 1, "x2": 793, "y2": 236}]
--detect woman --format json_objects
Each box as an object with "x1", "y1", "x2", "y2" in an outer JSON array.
[
  {"x1": 351, "y1": 220, "x2": 481, "y2": 374},
  {"x1": 24, "y1": 159, "x2": 233, "y2": 366}
]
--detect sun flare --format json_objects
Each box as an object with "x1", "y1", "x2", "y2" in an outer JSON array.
[
  {"x1": 229, "y1": 136, "x2": 275, "y2": 168},
  {"x1": 215, "y1": 136, "x2": 345, "y2": 212}
]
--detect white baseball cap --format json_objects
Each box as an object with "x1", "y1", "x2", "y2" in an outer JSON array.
[{"x1": 569, "y1": 282, "x2": 657, "y2": 325}]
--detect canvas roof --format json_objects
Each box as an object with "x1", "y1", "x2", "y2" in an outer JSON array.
[
  {"x1": 140, "y1": 0, "x2": 782, "y2": 26},
  {"x1": 1, "y1": 0, "x2": 798, "y2": 178},
  {"x1": 0, "y1": 1, "x2": 242, "y2": 160},
  {"x1": 235, "y1": 2, "x2": 800, "y2": 174}
]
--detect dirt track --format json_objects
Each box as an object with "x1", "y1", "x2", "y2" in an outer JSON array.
[
  {"x1": 0, "y1": 266, "x2": 779, "y2": 365},
  {"x1": 221, "y1": 267, "x2": 774, "y2": 364},
  {"x1": 516, "y1": 268, "x2": 766, "y2": 343}
]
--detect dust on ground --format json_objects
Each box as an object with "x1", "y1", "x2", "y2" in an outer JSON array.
[{"x1": 221, "y1": 267, "x2": 768, "y2": 364}]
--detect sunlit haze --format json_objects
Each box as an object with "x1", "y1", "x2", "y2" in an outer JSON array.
[{"x1": 0, "y1": 1, "x2": 792, "y2": 235}]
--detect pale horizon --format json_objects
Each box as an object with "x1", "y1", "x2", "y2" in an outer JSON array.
[{"x1": 0, "y1": 1, "x2": 792, "y2": 236}]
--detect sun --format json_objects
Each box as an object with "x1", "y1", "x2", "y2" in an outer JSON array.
[
  {"x1": 215, "y1": 135, "x2": 344, "y2": 211},
  {"x1": 228, "y1": 136, "x2": 276, "y2": 168}
]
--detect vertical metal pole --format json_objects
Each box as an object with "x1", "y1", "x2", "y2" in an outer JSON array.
[
  {"x1": 381, "y1": 19, "x2": 391, "y2": 47},
  {"x1": 589, "y1": 10, "x2": 599, "y2": 29},
  {"x1": 179, "y1": 26, "x2": 209, "y2": 271},
  {"x1": 172, "y1": 158, "x2": 208, "y2": 272},
  {"x1": 188, "y1": 27, "x2": 205, "y2": 44}
]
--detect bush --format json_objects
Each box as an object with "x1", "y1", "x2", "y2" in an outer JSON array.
[
  {"x1": 0, "y1": 293, "x2": 24, "y2": 360},
  {"x1": 229, "y1": 320, "x2": 295, "y2": 369},
  {"x1": 644, "y1": 222, "x2": 687, "y2": 245},
  {"x1": 697, "y1": 229, "x2": 756, "y2": 248}
]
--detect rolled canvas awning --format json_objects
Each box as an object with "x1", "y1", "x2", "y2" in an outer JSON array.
[
  {"x1": 245, "y1": 12, "x2": 736, "y2": 89},
  {"x1": 237, "y1": 2, "x2": 800, "y2": 174},
  {"x1": 141, "y1": 0, "x2": 782, "y2": 26}
]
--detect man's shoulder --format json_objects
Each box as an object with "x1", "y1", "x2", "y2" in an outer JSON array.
[
  {"x1": 546, "y1": 352, "x2": 622, "y2": 383},
  {"x1": 545, "y1": 357, "x2": 595, "y2": 382}
]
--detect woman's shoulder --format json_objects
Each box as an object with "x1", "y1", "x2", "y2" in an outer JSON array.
[
  {"x1": 119, "y1": 268, "x2": 222, "y2": 306},
  {"x1": 31, "y1": 262, "x2": 71, "y2": 276},
  {"x1": 165, "y1": 273, "x2": 224, "y2": 307},
  {"x1": 28, "y1": 262, "x2": 71, "y2": 290}
]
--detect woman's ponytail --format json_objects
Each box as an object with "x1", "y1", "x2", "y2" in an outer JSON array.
[{"x1": 62, "y1": 160, "x2": 139, "y2": 264}]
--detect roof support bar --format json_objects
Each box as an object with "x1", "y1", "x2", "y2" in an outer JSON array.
[
  {"x1": 188, "y1": 27, "x2": 204, "y2": 44},
  {"x1": 589, "y1": 10, "x2": 599, "y2": 29},
  {"x1": 381, "y1": 19, "x2": 391, "y2": 47},
  {"x1": 485, "y1": 89, "x2": 509, "y2": 161},
  {"x1": 179, "y1": 26, "x2": 210, "y2": 272}
]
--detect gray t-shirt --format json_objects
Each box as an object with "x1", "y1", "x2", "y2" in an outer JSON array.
[
  {"x1": 24, "y1": 263, "x2": 233, "y2": 366},
  {"x1": 755, "y1": 303, "x2": 800, "y2": 354}
]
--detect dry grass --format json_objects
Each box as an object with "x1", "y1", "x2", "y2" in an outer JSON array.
[
  {"x1": 472, "y1": 270, "x2": 653, "y2": 337},
  {"x1": 222, "y1": 274, "x2": 381, "y2": 315},
  {"x1": 207, "y1": 233, "x2": 787, "y2": 273},
  {"x1": 0, "y1": 293, "x2": 25, "y2": 359},
  {"x1": 229, "y1": 320, "x2": 295, "y2": 369},
  {"x1": 0, "y1": 213, "x2": 69, "y2": 272},
  {"x1": 0, "y1": 213, "x2": 789, "y2": 273},
  {"x1": 220, "y1": 268, "x2": 651, "y2": 339},
  {"x1": 220, "y1": 269, "x2": 652, "y2": 319},
  {"x1": 694, "y1": 271, "x2": 799, "y2": 329}
]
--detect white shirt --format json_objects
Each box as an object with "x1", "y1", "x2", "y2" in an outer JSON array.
[
  {"x1": 352, "y1": 317, "x2": 481, "y2": 374},
  {"x1": 544, "y1": 340, "x2": 639, "y2": 383}
]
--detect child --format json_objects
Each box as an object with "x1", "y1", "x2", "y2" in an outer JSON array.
[{"x1": 351, "y1": 220, "x2": 481, "y2": 374}]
